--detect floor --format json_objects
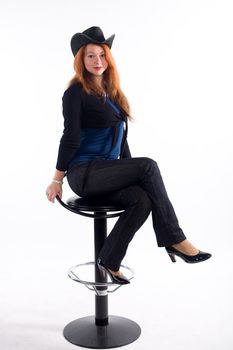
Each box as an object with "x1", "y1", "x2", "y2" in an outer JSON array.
[{"x1": 1, "y1": 207, "x2": 232, "y2": 350}]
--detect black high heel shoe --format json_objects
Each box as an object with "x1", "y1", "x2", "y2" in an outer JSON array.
[
  {"x1": 165, "y1": 246, "x2": 212, "y2": 264},
  {"x1": 97, "y1": 259, "x2": 130, "y2": 285}
]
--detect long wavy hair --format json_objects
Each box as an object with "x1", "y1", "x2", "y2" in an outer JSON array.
[{"x1": 68, "y1": 44, "x2": 131, "y2": 119}]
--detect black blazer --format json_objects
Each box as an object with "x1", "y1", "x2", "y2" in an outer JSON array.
[{"x1": 56, "y1": 82, "x2": 131, "y2": 171}]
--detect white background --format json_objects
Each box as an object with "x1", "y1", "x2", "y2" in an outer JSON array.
[{"x1": 1, "y1": 0, "x2": 233, "y2": 349}]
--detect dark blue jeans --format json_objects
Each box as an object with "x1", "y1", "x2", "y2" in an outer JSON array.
[{"x1": 67, "y1": 157, "x2": 186, "y2": 270}]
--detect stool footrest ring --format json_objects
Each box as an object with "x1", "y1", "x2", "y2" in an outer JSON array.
[{"x1": 67, "y1": 262, "x2": 134, "y2": 295}]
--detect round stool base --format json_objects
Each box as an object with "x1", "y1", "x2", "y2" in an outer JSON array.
[{"x1": 63, "y1": 315, "x2": 141, "y2": 348}]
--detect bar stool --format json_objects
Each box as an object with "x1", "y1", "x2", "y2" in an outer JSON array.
[{"x1": 56, "y1": 194, "x2": 141, "y2": 348}]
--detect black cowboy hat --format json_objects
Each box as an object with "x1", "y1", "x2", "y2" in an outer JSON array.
[{"x1": 70, "y1": 26, "x2": 115, "y2": 57}]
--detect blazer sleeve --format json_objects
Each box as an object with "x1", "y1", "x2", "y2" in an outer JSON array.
[
  {"x1": 121, "y1": 140, "x2": 131, "y2": 158},
  {"x1": 56, "y1": 84, "x2": 82, "y2": 171}
]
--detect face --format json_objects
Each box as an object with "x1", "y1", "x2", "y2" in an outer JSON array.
[{"x1": 83, "y1": 44, "x2": 108, "y2": 77}]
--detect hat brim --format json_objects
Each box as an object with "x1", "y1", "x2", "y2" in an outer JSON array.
[{"x1": 71, "y1": 33, "x2": 115, "y2": 57}]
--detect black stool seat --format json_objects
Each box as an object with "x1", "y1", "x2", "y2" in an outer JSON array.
[
  {"x1": 67, "y1": 195, "x2": 125, "y2": 212},
  {"x1": 57, "y1": 195, "x2": 125, "y2": 219},
  {"x1": 56, "y1": 194, "x2": 141, "y2": 348}
]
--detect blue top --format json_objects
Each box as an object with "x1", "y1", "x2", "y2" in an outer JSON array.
[
  {"x1": 69, "y1": 97, "x2": 124, "y2": 167},
  {"x1": 56, "y1": 83, "x2": 131, "y2": 171}
]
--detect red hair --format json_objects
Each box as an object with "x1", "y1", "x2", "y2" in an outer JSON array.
[{"x1": 68, "y1": 44, "x2": 131, "y2": 119}]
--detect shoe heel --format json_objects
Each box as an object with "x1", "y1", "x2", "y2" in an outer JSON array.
[
  {"x1": 97, "y1": 263, "x2": 107, "y2": 278},
  {"x1": 168, "y1": 253, "x2": 176, "y2": 263}
]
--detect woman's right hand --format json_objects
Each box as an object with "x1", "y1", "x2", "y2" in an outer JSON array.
[{"x1": 46, "y1": 182, "x2": 63, "y2": 203}]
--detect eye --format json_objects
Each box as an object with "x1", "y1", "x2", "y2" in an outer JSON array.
[
  {"x1": 100, "y1": 53, "x2": 106, "y2": 58},
  {"x1": 87, "y1": 54, "x2": 94, "y2": 59}
]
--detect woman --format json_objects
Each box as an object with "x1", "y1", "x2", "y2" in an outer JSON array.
[{"x1": 46, "y1": 26, "x2": 211, "y2": 284}]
